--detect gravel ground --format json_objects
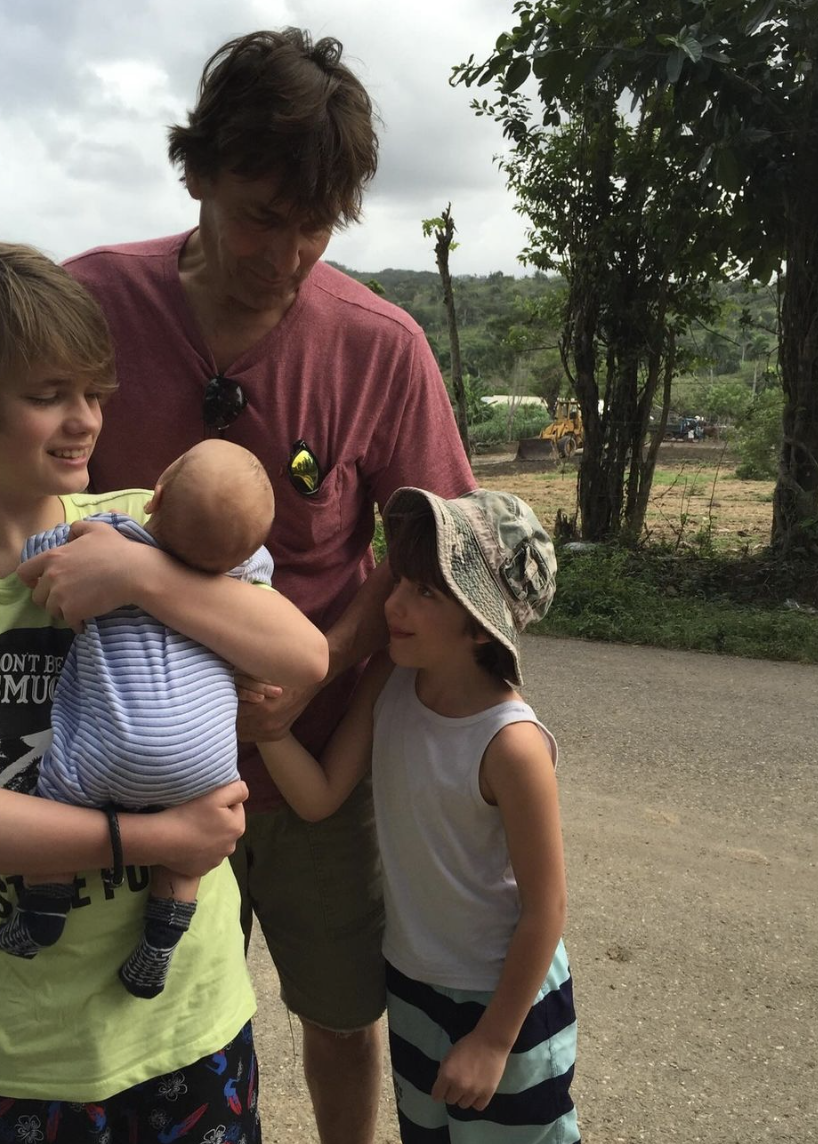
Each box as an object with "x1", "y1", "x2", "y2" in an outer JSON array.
[{"x1": 249, "y1": 634, "x2": 818, "y2": 1143}]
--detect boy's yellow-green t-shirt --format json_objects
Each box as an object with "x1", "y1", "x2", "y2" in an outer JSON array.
[{"x1": 0, "y1": 490, "x2": 255, "y2": 1101}]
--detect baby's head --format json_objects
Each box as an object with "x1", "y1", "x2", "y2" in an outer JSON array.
[
  {"x1": 382, "y1": 487, "x2": 557, "y2": 686},
  {"x1": 146, "y1": 440, "x2": 274, "y2": 573},
  {"x1": 0, "y1": 242, "x2": 116, "y2": 397}
]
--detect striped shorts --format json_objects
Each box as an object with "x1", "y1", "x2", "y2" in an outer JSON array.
[{"x1": 386, "y1": 942, "x2": 580, "y2": 1143}]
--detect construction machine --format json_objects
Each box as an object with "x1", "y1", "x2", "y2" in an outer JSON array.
[{"x1": 516, "y1": 398, "x2": 584, "y2": 461}]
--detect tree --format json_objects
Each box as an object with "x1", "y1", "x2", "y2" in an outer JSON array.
[
  {"x1": 454, "y1": 5, "x2": 724, "y2": 541},
  {"x1": 422, "y1": 205, "x2": 471, "y2": 460},
  {"x1": 456, "y1": 0, "x2": 818, "y2": 553}
]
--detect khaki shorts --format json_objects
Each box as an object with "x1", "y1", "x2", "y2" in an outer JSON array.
[{"x1": 230, "y1": 777, "x2": 386, "y2": 1031}]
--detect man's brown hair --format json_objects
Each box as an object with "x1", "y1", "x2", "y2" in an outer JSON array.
[
  {"x1": 0, "y1": 242, "x2": 116, "y2": 390},
  {"x1": 167, "y1": 28, "x2": 379, "y2": 229}
]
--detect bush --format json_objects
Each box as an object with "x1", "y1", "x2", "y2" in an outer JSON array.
[
  {"x1": 532, "y1": 543, "x2": 818, "y2": 663},
  {"x1": 469, "y1": 404, "x2": 548, "y2": 446},
  {"x1": 734, "y1": 388, "x2": 784, "y2": 480}
]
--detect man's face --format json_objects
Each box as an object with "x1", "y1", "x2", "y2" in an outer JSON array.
[{"x1": 187, "y1": 169, "x2": 333, "y2": 313}]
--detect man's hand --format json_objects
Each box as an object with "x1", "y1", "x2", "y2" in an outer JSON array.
[
  {"x1": 17, "y1": 520, "x2": 141, "y2": 630},
  {"x1": 430, "y1": 1030, "x2": 509, "y2": 1111},
  {"x1": 158, "y1": 781, "x2": 248, "y2": 876},
  {"x1": 235, "y1": 673, "x2": 321, "y2": 742}
]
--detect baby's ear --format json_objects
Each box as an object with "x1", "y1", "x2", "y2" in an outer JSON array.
[{"x1": 144, "y1": 482, "x2": 165, "y2": 516}]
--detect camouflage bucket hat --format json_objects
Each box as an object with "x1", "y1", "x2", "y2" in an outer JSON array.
[{"x1": 381, "y1": 487, "x2": 557, "y2": 687}]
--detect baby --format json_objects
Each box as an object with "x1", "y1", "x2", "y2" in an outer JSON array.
[{"x1": 0, "y1": 439, "x2": 275, "y2": 998}]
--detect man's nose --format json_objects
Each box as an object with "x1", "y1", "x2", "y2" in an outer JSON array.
[{"x1": 264, "y1": 227, "x2": 302, "y2": 274}]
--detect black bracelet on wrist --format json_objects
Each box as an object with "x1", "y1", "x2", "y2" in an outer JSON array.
[{"x1": 101, "y1": 804, "x2": 125, "y2": 888}]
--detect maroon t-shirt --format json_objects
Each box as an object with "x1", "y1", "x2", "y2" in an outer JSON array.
[{"x1": 67, "y1": 232, "x2": 475, "y2": 811}]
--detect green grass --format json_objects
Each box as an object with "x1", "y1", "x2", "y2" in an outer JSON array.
[{"x1": 536, "y1": 545, "x2": 818, "y2": 663}]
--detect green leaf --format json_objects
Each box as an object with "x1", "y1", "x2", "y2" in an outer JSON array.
[
  {"x1": 679, "y1": 35, "x2": 703, "y2": 63},
  {"x1": 503, "y1": 55, "x2": 532, "y2": 93},
  {"x1": 666, "y1": 47, "x2": 685, "y2": 84},
  {"x1": 714, "y1": 148, "x2": 743, "y2": 193}
]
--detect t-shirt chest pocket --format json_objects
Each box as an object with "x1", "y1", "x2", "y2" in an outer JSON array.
[{"x1": 274, "y1": 461, "x2": 345, "y2": 550}]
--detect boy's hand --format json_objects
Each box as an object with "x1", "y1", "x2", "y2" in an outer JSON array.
[
  {"x1": 17, "y1": 520, "x2": 140, "y2": 629},
  {"x1": 159, "y1": 781, "x2": 248, "y2": 876},
  {"x1": 235, "y1": 673, "x2": 321, "y2": 741},
  {"x1": 431, "y1": 1031, "x2": 509, "y2": 1111}
]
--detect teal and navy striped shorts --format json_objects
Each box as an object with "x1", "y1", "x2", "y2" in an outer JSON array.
[{"x1": 386, "y1": 941, "x2": 580, "y2": 1143}]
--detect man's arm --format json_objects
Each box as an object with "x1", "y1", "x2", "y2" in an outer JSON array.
[
  {"x1": 0, "y1": 782, "x2": 248, "y2": 878},
  {"x1": 236, "y1": 560, "x2": 393, "y2": 741},
  {"x1": 17, "y1": 519, "x2": 329, "y2": 685}
]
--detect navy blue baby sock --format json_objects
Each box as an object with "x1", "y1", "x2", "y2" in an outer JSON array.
[
  {"x1": 119, "y1": 895, "x2": 197, "y2": 999},
  {"x1": 0, "y1": 883, "x2": 74, "y2": 958}
]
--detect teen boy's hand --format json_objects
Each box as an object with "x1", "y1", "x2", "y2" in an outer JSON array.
[
  {"x1": 17, "y1": 519, "x2": 138, "y2": 629},
  {"x1": 149, "y1": 781, "x2": 249, "y2": 877},
  {"x1": 431, "y1": 1029, "x2": 509, "y2": 1111}
]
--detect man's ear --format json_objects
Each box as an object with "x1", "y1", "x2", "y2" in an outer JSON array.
[
  {"x1": 185, "y1": 166, "x2": 203, "y2": 201},
  {"x1": 143, "y1": 482, "x2": 165, "y2": 516},
  {"x1": 472, "y1": 626, "x2": 493, "y2": 646}
]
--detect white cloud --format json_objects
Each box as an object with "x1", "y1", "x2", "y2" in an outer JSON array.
[{"x1": 0, "y1": 0, "x2": 532, "y2": 274}]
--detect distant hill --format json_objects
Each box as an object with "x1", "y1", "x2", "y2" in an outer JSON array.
[{"x1": 325, "y1": 261, "x2": 780, "y2": 419}]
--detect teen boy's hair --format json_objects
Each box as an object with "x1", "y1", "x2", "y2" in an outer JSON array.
[
  {"x1": 0, "y1": 243, "x2": 116, "y2": 389},
  {"x1": 387, "y1": 507, "x2": 516, "y2": 684},
  {"x1": 168, "y1": 28, "x2": 379, "y2": 231}
]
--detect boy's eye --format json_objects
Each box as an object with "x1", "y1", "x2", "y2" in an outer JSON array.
[
  {"x1": 27, "y1": 394, "x2": 60, "y2": 406},
  {"x1": 417, "y1": 583, "x2": 434, "y2": 598}
]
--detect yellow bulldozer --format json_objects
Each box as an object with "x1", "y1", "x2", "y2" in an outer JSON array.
[{"x1": 516, "y1": 398, "x2": 584, "y2": 461}]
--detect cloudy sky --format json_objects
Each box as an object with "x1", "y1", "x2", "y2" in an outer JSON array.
[{"x1": 0, "y1": 0, "x2": 533, "y2": 276}]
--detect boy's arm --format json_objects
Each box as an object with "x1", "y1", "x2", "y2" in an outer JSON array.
[
  {"x1": 257, "y1": 652, "x2": 394, "y2": 821},
  {"x1": 236, "y1": 559, "x2": 393, "y2": 742},
  {"x1": 431, "y1": 721, "x2": 567, "y2": 1111},
  {"x1": 0, "y1": 782, "x2": 248, "y2": 878},
  {"x1": 17, "y1": 519, "x2": 328, "y2": 685}
]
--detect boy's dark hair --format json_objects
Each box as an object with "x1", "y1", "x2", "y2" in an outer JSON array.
[
  {"x1": 167, "y1": 28, "x2": 379, "y2": 230},
  {"x1": 0, "y1": 243, "x2": 116, "y2": 390},
  {"x1": 386, "y1": 507, "x2": 516, "y2": 684}
]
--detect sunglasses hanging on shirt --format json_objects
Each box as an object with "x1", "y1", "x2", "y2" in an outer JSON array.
[
  {"x1": 288, "y1": 439, "x2": 323, "y2": 496},
  {"x1": 203, "y1": 374, "x2": 248, "y2": 434}
]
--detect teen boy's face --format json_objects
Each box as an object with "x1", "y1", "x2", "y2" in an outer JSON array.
[
  {"x1": 0, "y1": 364, "x2": 104, "y2": 502},
  {"x1": 385, "y1": 576, "x2": 479, "y2": 671}
]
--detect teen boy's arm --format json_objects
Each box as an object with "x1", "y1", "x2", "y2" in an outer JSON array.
[
  {"x1": 17, "y1": 518, "x2": 328, "y2": 685},
  {"x1": 0, "y1": 782, "x2": 248, "y2": 878},
  {"x1": 431, "y1": 721, "x2": 568, "y2": 1111}
]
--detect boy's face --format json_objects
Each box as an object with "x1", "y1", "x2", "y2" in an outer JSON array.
[
  {"x1": 0, "y1": 363, "x2": 103, "y2": 503},
  {"x1": 384, "y1": 576, "x2": 483, "y2": 672}
]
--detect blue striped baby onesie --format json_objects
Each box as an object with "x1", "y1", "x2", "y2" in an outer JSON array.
[{"x1": 24, "y1": 513, "x2": 273, "y2": 809}]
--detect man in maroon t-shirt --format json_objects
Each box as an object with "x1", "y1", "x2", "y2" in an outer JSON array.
[{"x1": 69, "y1": 28, "x2": 474, "y2": 1144}]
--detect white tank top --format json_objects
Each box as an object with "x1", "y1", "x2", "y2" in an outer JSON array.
[{"x1": 372, "y1": 666, "x2": 557, "y2": 990}]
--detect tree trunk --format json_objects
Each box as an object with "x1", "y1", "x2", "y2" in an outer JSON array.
[
  {"x1": 772, "y1": 59, "x2": 818, "y2": 555},
  {"x1": 433, "y1": 206, "x2": 471, "y2": 461}
]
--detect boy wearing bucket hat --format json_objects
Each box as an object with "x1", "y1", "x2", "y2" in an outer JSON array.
[{"x1": 258, "y1": 488, "x2": 580, "y2": 1143}]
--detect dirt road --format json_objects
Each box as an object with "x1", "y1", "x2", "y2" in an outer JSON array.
[{"x1": 250, "y1": 635, "x2": 818, "y2": 1143}]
